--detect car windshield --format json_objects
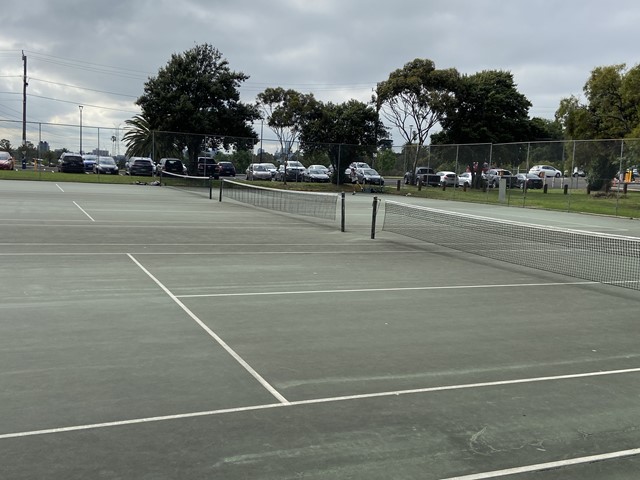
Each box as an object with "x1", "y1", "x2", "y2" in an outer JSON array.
[
  {"x1": 288, "y1": 162, "x2": 303, "y2": 167},
  {"x1": 262, "y1": 163, "x2": 276, "y2": 170},
  {"x1": 362, "y1": 169, "x2": 378, "y2": 175},
  {"x1": 99, "y1": 158, "x2": 116, "y2": 165},
  {"x1": 308, "y1": 169, "x2": 323, "y2": 174},
  {"x1": 0, "y1": 152, "x2": 10, "y2": 159},
  {"x1": 134, "y1": 159, "x2": 152, "y2": 165},
  {"x1": 254, "y1": 165, "x2": 266, "y2": 171}
]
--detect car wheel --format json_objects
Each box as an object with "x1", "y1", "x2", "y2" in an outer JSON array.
[{"x1": 555, "y1": 172, "x2": 561, "y2": 178}]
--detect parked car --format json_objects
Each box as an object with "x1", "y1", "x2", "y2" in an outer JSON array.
[
  {"x1": 156, "y1": 158, "x2": 184, "y2": 175},
  {"x1": 82, "y1": 154, "x2": 98, "y2": 173},
  {"x1": 436, "y1": 171, "x2": 457, "y2": 187},
  {"x1": 217, "y1": 161, "x2": 236, "y2": 177},
  {"x1": 515, "y1": 173, "x2": 544, "y2": 189},
  {"x1": 58, "y1": 153, "x2": 85, "y2": 173},
  {"x1": 529, "y1": 164, "x2": 562, "y2": 178},
  {"x1": 196, "y1": 157, "x2": 220, "y2": 178},
  {"x1": 404, "y1": 166, "x2": 441, "y2": 186},
  {"x1": 303, "y1": 167, "x2": 331, "y2": 183},
  {"x1": 485, "y1": 168, "x2": 518, "y2": 188},
  {"x1": 356, "y1": 168, "x2": 384, "y2": 186},
  {"x1": 126, "y1": 157, "x2": 154, "y2": 176},
  {"x1": 246, "y1": 163, "x2": 273, "y2": 181},
  {"x1": 572, "y1": 167, "x2": 586, "y2": 177},
  {"x1": 275, "y1": 160, "x2": 306, "y2": 181},
  {"x1": 457, "y1": 171, "x2": 473, "y2": 188},
  {"x1": 344, "y1": 162, "x2": 370, "y2": 176},
  {"x1": 261, "y1": 163, "x2": 278, "y2": 178},
  {"x1": 0, "y1": 151, "x2": 14, "y2": 170},
  {"x1": 93, "y1": 156, "x2": 119, "y2": 175},
  {"x1": 308, "y1": 164, "x2": 330, "y2": 175}
]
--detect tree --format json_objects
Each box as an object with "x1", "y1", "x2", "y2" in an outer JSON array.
[
  {"x1": 433, "y1": 70, "x2": 533, "y2": 145},
  {"x1": 133, "y1": 44, "x2": 259, "y2": 166},
  {"x1": 122, "y1": 114, "x2": 153, "y2": 158},
  {"x1": 0, "y1": 139, "x2": 13, "y2": 154},
  {"x1": 257, "y1": 87, "x2": 316, "y2": 162},
  {"x1": 299, "y1": 99, "x2": 388, "y2": 183},
  {"x1": 375, "y1": 58, "x2": 459, "y2": 179},
  {"x1": 555, "y1": 64, "x2": 640, "y2": 189}
]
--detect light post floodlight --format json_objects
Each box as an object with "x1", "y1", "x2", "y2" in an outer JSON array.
[{"x1": 79, "y1": 105, "x2": 83, "y2": 154}]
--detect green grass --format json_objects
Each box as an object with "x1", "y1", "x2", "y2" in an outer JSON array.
[{"x1": 3, "y1": 170, "x2": 640, "y2": 219}]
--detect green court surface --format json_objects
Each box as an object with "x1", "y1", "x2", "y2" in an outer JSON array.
[{"x1": 2, "y1": 179, "x2": 640, "y2": 479}]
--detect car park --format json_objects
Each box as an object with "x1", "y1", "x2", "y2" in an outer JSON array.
[
  {"x1": 275, "y1": 160, "x2": 306, "y2": 181},
  {"x1": 436, "y1": 171, "x2": 457, "y2": 187},
  {"x1": 0, "y1": 151, "x2": 14, "y2": 170},
  {"x1": 457, "y1": 171, "x2": 473, "y2": 188},
  {"x1": 516, "y1": 173, "x2": 544, "y2": 189},
  {"x1": 93, "y1": 156, "x2": 119, "y2": 175},
  {"x1": 126, "y1": 157, "x2": 154, "y2": 176},
  {"x1": 217, "y1": 161, "x2": 236, "y2": 177},
  {"x1": 246, "y1": 163, "x2": 273, "y2": 181},
  {"x1": 157, "y1": 158, "x2": 185, "y2": 175},
  {"x1": 303, "y1": 167, "x2": 331, "y2": 183},
  {"x1": 529, "y1": 164, "x2": 562, "y2": 178},
  {"x1": 58, "y1": 153, "x2": 85, "y2": 173},
  {"x1": 485, "y1": 168, "x2": 517, "y2": 188}
]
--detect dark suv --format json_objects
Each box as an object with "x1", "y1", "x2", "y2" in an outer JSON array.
[
  {"x1": 157, "y1": 158, "x2": 185, "y2": 175},
  {"x1": 196, "y1": 157, "x2": 220, "y2": 178},
  {"x1": 126, "y1": 157, "x2": 154, "y2": 176},
  {"x1": 58, "y1": 153, "x2": 85, "y2": 173}
]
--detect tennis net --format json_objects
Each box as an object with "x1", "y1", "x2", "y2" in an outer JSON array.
[
  {"x1": 221, "y1": 179, "x2": 342, "y2": 224},
  {"x1": 160, "y1": 171, "x2": 213, "y2": 197},
  {"x1": 382, "y1": 200, "x2": 640, "y2": 290}
]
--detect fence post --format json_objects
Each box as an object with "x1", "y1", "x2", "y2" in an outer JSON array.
[{"x1": 341, "y1": 192, "x2": 345, "y2": 232}]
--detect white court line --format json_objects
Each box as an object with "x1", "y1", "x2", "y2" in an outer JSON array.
[
  {"x1": 56, "y1": 184, "x2": 64, "y2": 192},
  {"x1": 72, "y1": 201, "x2": 95, "y2": 222},
  {"x1": 126, "y1": 254, "x2": 289, "y2": 405},
  {"x1": 177, "y1": 281, "x2": 597, "y2": 298},
  {"x1": 439, "y1": 448, "x2": 640, "y2": 479},
  {"x1": 2, "y1": 366, "x2": 640, "y2": 443}
]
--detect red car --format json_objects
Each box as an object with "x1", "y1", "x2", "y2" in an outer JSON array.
[{"x1": 0, "y1": 151, "x2": 14, "y2": 170}]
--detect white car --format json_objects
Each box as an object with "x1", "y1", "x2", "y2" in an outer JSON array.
[
  {"x1": 436, "y1": 171, "x2": 457, "y2": 187},
  {"x1": 529, "y1": 165, "x2": 562, "y2": 178},
  {"x1": 457, "y1": 171, "x2": 473, "y2": 187}
]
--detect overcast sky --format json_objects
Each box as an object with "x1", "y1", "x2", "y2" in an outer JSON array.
[{"x1": 1, "y1": 0, "x2": 639, "y2": 152}]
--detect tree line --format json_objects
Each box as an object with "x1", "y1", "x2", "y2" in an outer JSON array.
[{"x1": 121, "y1": 43, "x2": 640, "y2": 188}]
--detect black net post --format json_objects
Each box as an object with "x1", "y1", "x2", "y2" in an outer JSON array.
[
  {"x1": 341, "y1": 192, "x2": 345, "y2": 232},
  {"x1": 218, "y1": 178, "x2": 224, "y2": 202},
  {"x1": 371, "y1": 196, "x2": 378, "y2": 239}
]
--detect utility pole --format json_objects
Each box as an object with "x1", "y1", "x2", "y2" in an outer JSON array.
[{"x1": 22, "y1": 51, "x2": 27, "y2": 148}]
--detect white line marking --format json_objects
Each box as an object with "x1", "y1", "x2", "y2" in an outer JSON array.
[
  {"x1": 126, "y1": 253, "x2": 289, "y2": 405},
  {"x1": 2, "y1": 366, "x2": 639, "y2": 441},
  {"x1": 177, "y1": 281, "x2": 597, "y2": 298},
  {"x1": 56, "y1": 184, "x2": 64, "y2": 192},
  {"x1": 72, "y1": 201, "x2": 95, "y2": 222},
  {"x1": 439, "y1": 448, "x2": 640, "y2": 479}
]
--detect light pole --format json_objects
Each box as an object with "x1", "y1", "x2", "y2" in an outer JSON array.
[{"x1": 79, "y1": 105, "x2": 83, "y2": 154}]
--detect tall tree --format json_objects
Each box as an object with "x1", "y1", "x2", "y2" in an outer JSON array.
[
  {"x1": 256, "y1": 87, "x2": 316, "y2": 161},
  {"x1": 433, "y1": 70, "x2": 533, "y2": 145},
  {"x1": 375, "y1": 58, "x2": 459, "y2": 177},
  {"x1": 300, "y1": 99, "x2": 388, "y2": 182},
  {"x1": 134, "y1": 44, "x2": 259, "y2": 166},
  {"x1": 555, "y1": 64, "x2": 640, "y2": 189}
]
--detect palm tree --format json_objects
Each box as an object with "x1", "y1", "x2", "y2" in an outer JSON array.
[{"x1": 122, "y1": 115, "x2": 153, "y2": 158}]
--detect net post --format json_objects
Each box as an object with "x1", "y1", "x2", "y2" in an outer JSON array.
[
  {"x1": 341, "y1": 192, "x2": 345, "y2": 232},
  {"x1": 371, "y1": 196, "x2": 378, "y2": 239},
  {"x1": 218, "y1": 178, "x2": 224, "y2": 202},
  {"x1": 209, "y1": 176, "x2": 213, "y2": 199}
]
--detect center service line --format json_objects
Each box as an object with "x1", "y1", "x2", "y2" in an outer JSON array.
[
  {"x1": 73, "y1": 201, "x2": 95, "y2": 222},
  {"x1": 126, "y1": 253, "x2": 289, "y2": 405}
]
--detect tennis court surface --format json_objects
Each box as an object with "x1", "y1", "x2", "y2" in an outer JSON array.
[{"x1": 2, "y1": 179, "x2": 640, "y2": 479}]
